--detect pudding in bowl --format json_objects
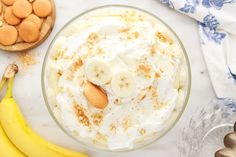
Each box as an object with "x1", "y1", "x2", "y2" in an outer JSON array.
[{"x1": 42, "y1": 6, "x2": 191, "y2": 151}]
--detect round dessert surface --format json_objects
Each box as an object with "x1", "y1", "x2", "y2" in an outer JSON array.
[{"x1": 47, "y1": 7, "x2": 187, "y2": 150}]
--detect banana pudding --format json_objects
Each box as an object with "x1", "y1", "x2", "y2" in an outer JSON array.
[{"x1": 44, "y1": 6, "x2": 190, "y2": 151}]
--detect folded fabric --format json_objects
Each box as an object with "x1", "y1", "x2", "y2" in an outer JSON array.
[{"x1": 159, "y1": 0, "x2": 236, "y2": 109}]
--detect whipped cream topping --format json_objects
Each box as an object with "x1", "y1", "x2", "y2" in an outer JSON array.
[{"x1": 46, "y1": 7, "x2": 187, "y2": 150}]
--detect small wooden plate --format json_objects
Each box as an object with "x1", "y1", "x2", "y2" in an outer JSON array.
[{"x1": 0, "y1": 0, "x2": 56, "y2": 52}]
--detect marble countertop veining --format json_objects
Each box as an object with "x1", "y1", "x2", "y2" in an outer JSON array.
[{"x1": 0, "y1": 0, "x2": 216, "y2": 156}]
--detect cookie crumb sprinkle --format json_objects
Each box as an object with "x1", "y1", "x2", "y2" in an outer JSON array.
[{"x1": 74, "y1": 104, "x2": 90, "y2": 126}]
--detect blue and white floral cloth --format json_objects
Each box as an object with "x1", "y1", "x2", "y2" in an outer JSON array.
[{"x1": 160, "y1": 0, "x2": 236, "y2": 110}]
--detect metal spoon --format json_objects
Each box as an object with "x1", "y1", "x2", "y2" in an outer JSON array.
[
  {"x1": 234, "y1": 121, "x2": 236, "y2": 132},
  {"x1": 215, "y1": 148, "x2": 236, "y2": 157}
]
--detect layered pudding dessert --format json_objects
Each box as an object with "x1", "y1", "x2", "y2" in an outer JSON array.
[{"x1": 45, "y1": 7, "x2": 188, "y2": 150}]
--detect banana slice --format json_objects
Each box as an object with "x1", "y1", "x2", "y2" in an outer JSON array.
[
  {"x1": 111, "y1": 71, "x2": 136, "y2": 98},
  {"x1": 85, "y1": 57, "x2": 112, "y2": 85}
]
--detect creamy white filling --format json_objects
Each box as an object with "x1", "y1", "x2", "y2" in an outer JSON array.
[{"x1": 47, "y1": 8, "x2": 186, "y2": 150}]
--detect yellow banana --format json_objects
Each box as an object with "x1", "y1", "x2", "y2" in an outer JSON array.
[
  {"x1": 0, "y1": 81, "x2": 26, "y2": 157},
  {"x1": 0, "y1": 124, "x2": 26, "y2": 157},
  {"x1": 0, "y1": 64, "x2": 26, "y2": 157},
  {"x1": 0, "y1": 64, "x2": 88, "y2": 157},
  {"x1": 28, "y1": 129, "x2": 88, "y2": 157}
]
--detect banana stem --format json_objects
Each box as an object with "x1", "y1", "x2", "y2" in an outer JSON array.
[
  {"x1": 1, "y1": 64, "x2": 18, "y2": 98},
  {"x1": 5, "y1": 77, "x2": 14, "y2": 98},
  {"x1": 3, "y1": 64, "x2": 18, "y2": 79},
  {"x1": 0, "y1": 77, "x2": 6, "y2": 92}
]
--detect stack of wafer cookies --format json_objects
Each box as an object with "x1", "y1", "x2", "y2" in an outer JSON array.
[{"x1": 0, "y1": 0, "x2": 55, "y2": 51}]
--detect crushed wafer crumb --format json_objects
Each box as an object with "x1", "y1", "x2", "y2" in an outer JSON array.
[
  {"x1": 74, "y1": 104, "x2": 90, "y2": 126},
  {"x1": 150, "y1": 44, "x2": 158, "y2": 55},
  {"x1": 151, "y1": 88, "x2": 157, "y2": 97},
  {"x1": 138, "y1": 90, "x2": 147, "y2": 101},
  {"x1": 72, "y1": 58, "x2": 83, "y2": 70},
  {"x1": 139, "y1": 64, "x2": 151, "y2": 73},
  {"x1": 148, "y1": 86, "x2": 157, "y2": 97},
  {"x1": 119, "y1": 27, "x2": 130, "y2": 33},
  {"x1": 87, "y1": 32, "x2": 99, "y2": 45},
  {"x1": 153, "y1": 102, "x2": 166, "y2": 110},
  {"x1": 65, "y1": 58, "x2": 83, "y2": 80},
  {"x1": 119, "y1": 26, "x2": 140, "y2": 40},
  {"x1": 139, "y1": 128, "x2": 146, "y2": 135},
  {"x1": 79, "y1": 79, "x2": 85, "y2": 86},
  {"x1": 160, "y1": 68, "x2": 164, "y2": 73},
  {"x1": 122, "y1": 31, "x2": 140, "y2": 40},
  {"x1": 137, "y1": 63, "x2": 152, "y2": 78},
  {"x1": 92, "y1": 113, "x2": 103, "y2": 126},
  {"x1": 57, "y1": 71, "x2": 62, "y2": 76},
  {"x1": 156, "y1": 32, "x2": 173, "y2": 45},
  {"x1": 52, "y1": 48, "x2": 67, "y2": 60},
  {"x1": 18, "y1": 52, "x2": 37, "y2": 67},
  {"x1": 133, "y1": 31, "x2": 139, "y2": 38},
  {"x1": 110, "y1": 124, "x2": 117, "y2": 134},
  {"x1": 96, "y1": 47, "x2": 105, "y2": 55},
  {"x1": 155, "y1": 71, "x2": 161, "y2": 78},
  {"x1": 94, "y1": 133, "x2": 107, "y2": 143},
  {"x1": 113, "y1": 98, "x2": 121, "y2": 105},
  {"x1": 122, "y1": 117, "x2": 131, "y2": 131}
]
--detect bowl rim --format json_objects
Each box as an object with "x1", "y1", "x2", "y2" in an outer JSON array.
[{"x1": 41, "y1": 4, "x2": 192, "y2": 153}]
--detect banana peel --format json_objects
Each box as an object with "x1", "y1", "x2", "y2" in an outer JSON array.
[{"x1": 0, "y1": 64, "x2": 88, "y2": 157}]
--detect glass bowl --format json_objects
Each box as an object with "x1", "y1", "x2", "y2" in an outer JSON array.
[
  {"x1": 42, "y1": 5, "x2": 191, "y2": 152},
  {"x1": 178, "y1": 99, "x2": 236, "y2": 157}
]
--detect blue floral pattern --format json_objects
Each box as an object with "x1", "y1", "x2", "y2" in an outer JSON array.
[
  {"x1": 218, "y1": 98, "x2": 236, "y2": 112},
  {"x1": 199, "y1": 14, "x2": 226, "y2": 44},
  {"x1": 202, "y1": 14, "x2": 219, "y2": 30},
  {"x1": 160, "y1": 0, "x2": 174, "y2": 8},
  {"x1": 179, "y1": 0, "x2": 199, "y2": 13},
  {"x1": 202, "y1": 0, "x2": 236, "y2": 10},
  {"x1": 227, "y1": 68, "x2": 236, "y2": 85},
  {"x1": 159, "y1": 0, "x2": 236, "y2": 112}
]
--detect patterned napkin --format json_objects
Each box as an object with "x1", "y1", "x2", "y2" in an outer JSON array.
[{"x1": 159, "y1": 0, "x2": 236, "y2": 110}]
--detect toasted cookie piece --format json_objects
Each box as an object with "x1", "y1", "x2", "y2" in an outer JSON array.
[
  {"x1": 0, "y1": 25, "x2": 18, "y2": 45},
  {"x1": 33, "y1": 0, "x2": 52, "y2": 17},
  {"x1": 83, "y1": 82, "x2": 108, "y2": 109},
  {"x1": 1, "y1": 0, "x2": 15, "y2": 6},
  {"x1": 4, "y1": 7, "x2": 21, "y2": 25},
  {"x1": 12, "y1": 0, "x2": 32, "y2": 18},
  {"x1": 19, "y1": 21, "x2": 39, "y2": 43},
  {"x1": 24, "y1": 14, "x2": 42, "y2": 29}
]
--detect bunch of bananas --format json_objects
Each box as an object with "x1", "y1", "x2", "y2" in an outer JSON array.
[{"x1": 0, "y1": 64, "x2": 88, "y2": 157}]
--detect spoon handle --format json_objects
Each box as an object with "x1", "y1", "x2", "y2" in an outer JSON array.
[{"x1": 234, "y1": 122, "x2": 236, "y2": 132}]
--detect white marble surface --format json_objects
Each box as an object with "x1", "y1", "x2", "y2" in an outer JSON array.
[{"x1": 0, "y1": 0, "x2": 216, "y2": 156}]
